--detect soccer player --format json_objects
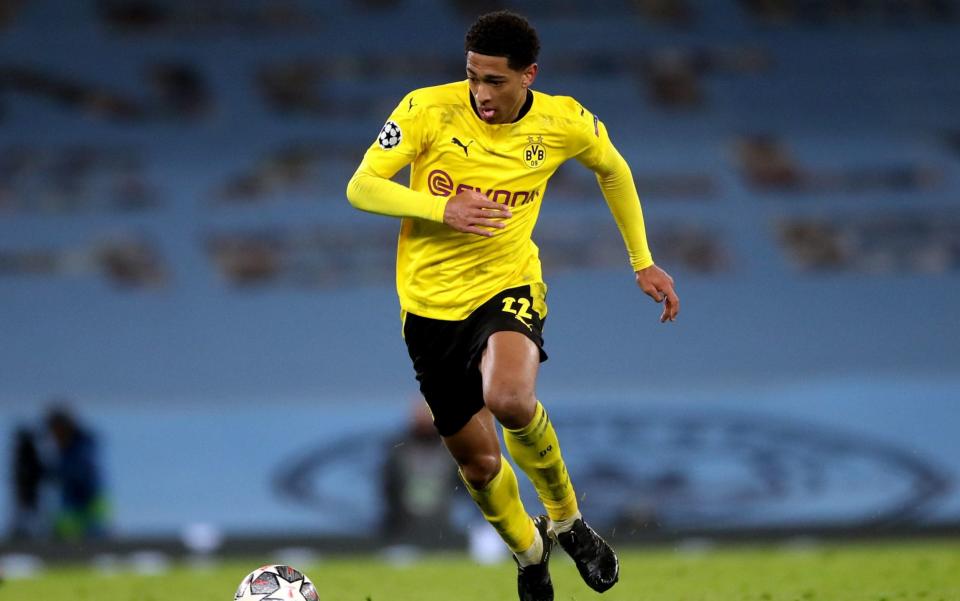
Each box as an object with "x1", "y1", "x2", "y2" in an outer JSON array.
[{"x1": 346, "y1": 10, "x2": 679, "y2": 601}]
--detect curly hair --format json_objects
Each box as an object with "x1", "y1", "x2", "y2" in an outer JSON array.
[{"x1": 464, "y1": 10, "x2": 540, "y2": 71}]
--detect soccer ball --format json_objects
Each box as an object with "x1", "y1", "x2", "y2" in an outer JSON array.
[{"x1": 234, "y1": 564, "x2": 319, "y2": 601}]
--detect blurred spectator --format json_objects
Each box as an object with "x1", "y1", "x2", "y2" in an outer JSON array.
[
  {"x1": 355, "y1": 0, "x2": 401, "y2": 9},
  {"x1": 638, "y1": 46, "x2": 770, "y2": 109},
  {"x1": 0, "y1": 146, "x2": 160, "y2": 215},
  {"x1": 97, "y1": 0, "x2": 319, "y2": 34},
  {"x1": 0, "y1": 63, "x2": 211, "y2": 122},
  {"x1": 736, "y1": 135, "x2": 804, "y2": 190},
  {"x1": 0, "y1": 233, "x2": 169, "y2": 289},
  {"x1": 212, "y1": 141, "x2": 365, "y2": 205},
  {"x1": 95, "y1": 235, "x2": 169, "y2": 289},
  {"x1": 645, "y1": 49, "x2": 704, "y2": 108},
  {"x1": 650, "y1": 225, "x2": 730, "y2": 273},
  {"x1": 97, "y1": 0, "x2": 172, "y2": 31},
  {"x1": 943, "y1": 130, "x2": 960, "y2": 157},
  {"x1": 739, "y1": 0, "x2": 957, "y2": 24},
  {"x1": 205, "y1": 225, "x2": 396, "y2": 289},
  {"x1": 256, "y1": 56, "x2": 451, "y2": 118},
  {"x1": 451, "y1": 0, "x2": 638, "y2": 18},
  {"x1": 549, "y1": 163, "x2": 718, "y2": 202},
  {"x1": 805, "y1": 164, "x2": 942, "y2": 194},
  {"x1": 256, "y1": 60, "x2": 329, "y2": 117},
  {"x1": 0, "y1": 0, "x2": 27, "y2": 29},
  {"x1": 256, "y1": 59, "x2": 383, "y2": 118},
  {"x1": 778, "y1": 220, "x2": 849, "y2": 271},
  {"x1": 0, "y1": 66, "x2": 143, "y2": 121},
  {"x1": 632, "y1": 0, "x2": 695, "y2": 25},
  {"x1": 148, "y1": 62, "x2": 211, "y2": 118},
  {"x1": 45, "y1": 405, "x2": 110, "y2": 540},
  {"x1": 736, "y1": 135, "x2": 943, "y2": 195},
  {"x1": 9, "y1": 426, "x2": 45, "y2": 539},
  {"x1": 207, "y1": 232, "x2": 284, "y2": 286},
  {"x1": 779, "y1": 213, "x2": 960, "y2": 273},
  {"x1": 381, "y1": 399, "x2": 461, "y2": 544},
  {"x1": 537, "y1": 217, "x2": 729, "y2": 274}
]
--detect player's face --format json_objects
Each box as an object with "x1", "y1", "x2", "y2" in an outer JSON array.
[{"x1": 466, "y1": 51, "x2": 537, "y2": 124}]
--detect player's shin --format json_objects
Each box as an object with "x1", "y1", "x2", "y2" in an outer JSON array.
[
  {"x1": 461, "y1": 456, "x2": 536, "y2": 553},
  {"x1": 503, "y1": 401, "x2": 580, "y2": 525}
]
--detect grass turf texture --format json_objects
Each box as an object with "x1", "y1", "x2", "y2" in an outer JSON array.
[{"x1": 5, "y1": 540, "x2": 958, "y2": 600}]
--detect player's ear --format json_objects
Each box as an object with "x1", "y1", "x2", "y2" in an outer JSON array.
[{"x1": 521, "y1": 63, "x2": 538, "y2": 88}]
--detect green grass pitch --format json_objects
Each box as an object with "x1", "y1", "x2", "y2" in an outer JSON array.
[{"x1": 5, "y1": 540, "x2": 959, "y2": 600}]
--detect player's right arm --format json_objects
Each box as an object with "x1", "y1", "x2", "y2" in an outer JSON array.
[
  {"x1": 346, "y1": 92, "x2": 447, "y2": 221},
  {"x1": 346, "y1": 93, "x2": 510, "y2": 235},
  {"x1": 346, "y1": 161, "x2": 447, "y2": 222}
]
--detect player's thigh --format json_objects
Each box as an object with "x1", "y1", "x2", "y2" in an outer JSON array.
[{"x1": 480, "y1": 330, "x2": 540, "y2": 401}]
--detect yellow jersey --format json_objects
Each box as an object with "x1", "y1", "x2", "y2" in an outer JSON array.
[{"x1": 347, "y1": 80, "x2": 652, "y2": 321}]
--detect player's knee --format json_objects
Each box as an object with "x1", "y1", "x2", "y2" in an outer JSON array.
[
  {"x1": 484, "y1": 381, "x2": 536, "y2": 428},
  {"x1": 459, "y1": 453, "x2": 501, "y2": 490}
]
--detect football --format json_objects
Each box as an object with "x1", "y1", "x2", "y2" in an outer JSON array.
[{"x1": 234, "y1": 564, "x2": 320, "y2": 601}]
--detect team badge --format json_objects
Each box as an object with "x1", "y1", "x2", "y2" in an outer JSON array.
[
  {"x1": 523, "y1": 135, "x2": 545, "y2": 168},
  {"x1": 377, "y1": 120, "x2": 402, "y2": 149}
]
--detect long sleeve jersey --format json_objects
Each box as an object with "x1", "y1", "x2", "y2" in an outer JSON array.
[{"x1": 347, "y1": 80, "x2": 653, "y2": 321}]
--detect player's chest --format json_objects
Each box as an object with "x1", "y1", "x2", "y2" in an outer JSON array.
[{"x1": 427, "y1": 122, "x2": 567, "y2": 174}]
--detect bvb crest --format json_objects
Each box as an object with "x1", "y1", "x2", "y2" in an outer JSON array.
[{"x1": 523, "y1": 135, "x2": 546, "y2": 168}]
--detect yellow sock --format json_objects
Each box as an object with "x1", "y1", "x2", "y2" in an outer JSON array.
[
  {"x1": 504, "y1": 401, "x2": 579, "y2": 523},
  {"x1": 461, "y1": 457, "x2": 535, "y2": 553}
]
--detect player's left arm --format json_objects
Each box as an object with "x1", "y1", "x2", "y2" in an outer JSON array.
[{"x1": 574, "y1": 111, "x2": 679, "y2": 322}]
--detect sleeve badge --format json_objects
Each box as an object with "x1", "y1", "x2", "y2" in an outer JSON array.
[{"x1": 377, "y1": 120, "x2": 402, "y2": 149}]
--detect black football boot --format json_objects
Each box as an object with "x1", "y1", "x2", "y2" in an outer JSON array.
[
  {"x1": 515, "y1": 515, "x2": 554, "y2": 601},
  {"x1": 553, "y1": 518, "x2": 619, "y2": 592}
]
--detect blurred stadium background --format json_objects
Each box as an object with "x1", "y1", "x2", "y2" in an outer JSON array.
[{"x1": 1, "y1": 0, "x2": 959, "y2": 572}]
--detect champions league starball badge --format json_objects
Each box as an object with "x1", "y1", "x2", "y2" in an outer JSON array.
[{"x1": 378, "y1": 120, "x2": 402, "y2": 149}]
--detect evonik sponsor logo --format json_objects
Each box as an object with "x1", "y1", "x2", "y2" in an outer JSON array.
[{"x1": 427, "y1": 169, "x2": 540, "y2": 207}]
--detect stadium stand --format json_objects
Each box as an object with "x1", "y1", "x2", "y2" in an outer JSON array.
[{"x1": 0, "y1": 0, "x2": 958, "y2": 543}]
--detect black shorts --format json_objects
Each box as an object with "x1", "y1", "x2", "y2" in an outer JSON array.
[{"x1": 403, "y1": 285, "x2": 547, "y2": 437}]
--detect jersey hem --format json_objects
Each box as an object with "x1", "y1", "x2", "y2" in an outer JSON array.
[{"x1": 399, "y1": 279, "x2": 548, "y2": 322}]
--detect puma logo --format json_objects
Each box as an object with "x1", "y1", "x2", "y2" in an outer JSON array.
[
  {"x1": 452, "y1": 137, "x2": 474, "y2": 156},
  {"x1": 408, "y1": 97, "x2": 416, "y2": 111}
]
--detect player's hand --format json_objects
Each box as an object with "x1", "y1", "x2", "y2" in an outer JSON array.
[
  {"x1": 442, "y1": 190, "x2": 512, "y2": 237},
  {"x1": 635, "y1": 264, "x2": 679, "y2": 323}
]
